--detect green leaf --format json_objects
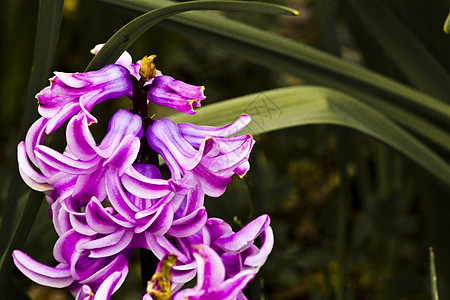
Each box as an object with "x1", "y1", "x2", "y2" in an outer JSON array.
[
  {"x1": 0, "y1": 0, "x2": 63, "y2": 292},
  {"x1": 95, "y1": 0, "x2": 450, "y2": 151},
  {"x1": 429, "y1": 247, "x2": 440, "y2": 300},
  {"x1": 444, "y1": 12, "x2": 450, "y2": 34},
  {"x1": 343, "y1": 0, "x2": 450, "y2": 101},
  {"x1": 169, "y1": 86, "x2": 450, "y2": 187},
  {"x1": 85, "y1": 0, "x2": 298, "y2": 71}
]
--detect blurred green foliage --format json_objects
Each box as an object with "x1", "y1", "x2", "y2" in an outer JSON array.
[{"x1": 1, "y1": 0, "x2": 450, "y2": 299}]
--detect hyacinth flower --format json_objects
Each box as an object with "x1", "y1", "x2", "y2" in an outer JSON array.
[
  {"x1": 143, "y1": 214, "x2": 274, "y2": 291},
  {"x1": 13, "y1": 44, "x2": 271, "y2": 300},
  {"x1": 146, "y1": 115, "x2": 255, "y2": 197},
  {"x1": 142, "y1": 244, "x2": 257, "y2": 300},
  {"x1": 12, "y1": 237, "x2": 131, "y2": 298},
  {"x1": 172, "y1": 244, "x2": 256, "y2": 300},
  {"x1": 91, "y1": 44, "x2": 206, "y2": 114},
  {"x1": 37, "y1": 65, "x2": 132, "y2": 134}
]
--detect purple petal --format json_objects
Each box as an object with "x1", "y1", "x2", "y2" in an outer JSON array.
[
  {"x1": 102, "y1": 135, "x2": 140, "y2": 176},
  {"x1": 91, "y1": 44, "x2": 140, "y2": 79},
  {"x1": 243, "y1": 226, "x2": 274, "y2": 267},
  {"x1": 121, "y1": 166, "x2": 171, "y2": 199},
  {"x1": 37, "y1": 65, "x2": 132, "y2": 126},
  {"x1": 205, "y1": 218, "x2": 234, "y2": 242},
  {"x1": 46, "y1": 102, "x2": 82, "y2": 134},
  {"x1": 106, "y1": 168, "x2": 140, "y2": 219},
  {"x1": 214, "y1": 215, "x2": 270, "y2": 254},
  {"x1": 72, "y1": 167, "x2": 108, "y2": 201},
  {"x1": 53, "y1": 230, "x2": 92, "y2": 265},
  {"x1": 208, "y1": 270, "x2": 255, "y2": 300},
  {"x1": 69, "y1": 213, "x2": 98, "y2": 236},
  {"x1": 92, "y1": 271, "x2": 123, "y2": 300},
  {"x1": 24, "y1": 117, "x2": 48, "y2": 165},
  {"x1": 12, "y1": 250, "x2": 73, "y2": 288},
  {"x1": 178, "y1": 114, "x2": 251, "y2": 148},
  {"x1": 66, "y1": 113, "x2": 98, "y2": 160},
  {"x1": 17, "y1": 142, "x2": 52, "y2": 191},
  {"x1": 75, "y1": 285, "x2": 93, "y2": 300},
  {"x1": 143, "y1": 234, "x2": 190, "y2": 263},
  {"x1": 78, "y1": 253, "x2": 129, "y2": 294},
  {"x1": 148, "y1": 75, "x2": 205, "y2": 115},
  {"x1": 146, "y1": 118, "x2": 205, "y2": 177},
  {"x1": 96, "y1": 110, "x2": 143, "y2": 158},
  {"x1": 85, "y1": 197, "x2": 134, "y2": 234},
  {"x1": 80, "y1": 229, "x2": 131, "y2": 256},
  {"x1": 134, "y1": 202, "x2": 173, "y2": 235},
  {"x1": 192, "y1": 244, "x2": 225, "y2": 289},
  {"x1": 35, "y1": 145, "x2": 101, "y2": 175},
  {"x1": 52, "y1": 201, "x2": 72, "y2": 236},
  {"x1": 168, "y1": 207, "x2": 207, "y2": 238},
  {"x1": 88, "y1": 231, "x2": 134, "y2": 259}
]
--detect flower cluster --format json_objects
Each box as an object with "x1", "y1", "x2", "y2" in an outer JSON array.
[{"x1": 13, "y1": 45, "x2": 273, "y2": 299}]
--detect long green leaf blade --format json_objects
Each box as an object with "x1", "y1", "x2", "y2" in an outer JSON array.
[
  {"x1": 85, "y1": 0, "x2": 298, "y2": 71},
  {"x1": 0, "y1": 0, "x2": 64, "y2": 252},
  {"x1": 343, "y1": 0, "x2": 450, "y2": 101},
  {"x1": 95, "y1": 0, "x2": 450, "y2": 126},
  {"x1": 444, "y1": 12, "x2": 450, "y2": 34},
  {"x1": 169, "y1": 86, "x2": 450, "y2": 187},
  {"x1": 0, "y1": 0, "x2": 64, "y2": 295}
]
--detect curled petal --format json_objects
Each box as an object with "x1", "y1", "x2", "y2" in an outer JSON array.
[
  {"x1": 53, "y1": 230, "x2": 92, "y2": 265},
  {"x1": 92, "y1": 271, "x2": 124, "y2": 300},
  {"x1": 178, "y1": 114, "x2": 251, "y2": 148},
  {"x1": 88, "y1": 231, "x2": 134, "y2": 259},
  {"x1": 172, "y1": 244, "x2": 256, "y2": 300},
  {"x1": 75, "y1": 285, "x2": 93, "y2": 300},
  {"x1": 168, "y1": 207, "x2": 207, "y2": 238},
  {"x1": 143, "y1": 234, "x2": 190, "y2": 263},
  {"x1": 37, "y1": 65, "x2": 131, "y2": 126},
  {"x1": 214, "y1": 215, "x2": 270, "y2": 254},
  {"x1": 134, "y1": 202, "x2": 173, "y2": 235},
  {"x1": 12, "y1": 251, "x2": 73, "y2": 288},
  {"x1": 147, "y1": 118, "x2": 205, "y2": 177},
  {"x1": 106, "y1": 169, "x2": 140, "y2": 219},
  {"x1": 103, "y1": 135, "x2": 140, "y2": 176},
  {"x1": 46, "y1": 102, "x2": 82, "y2": 134},
  {"x1": 148, "y1": 75, "x2": 205, "y2": 115},
  {"x1": 193, "y1": 244, "x2": 225, "y2": 288},
  {"x1": 78, "y1": 253, "x2": 129, "y2": 296},
  {"x1": 122, "y1": 166, "x2": 171, "y2": 199},
  {"x1": 243, "y1": 226, "x2": 274, "y2": 268},
  {"x1": 17, "y1": 142, "x2": 52, "y2": 191},
  {"x1": 80, "y1": 229, "x2": 132, "y2": 258},
  {"x1": 72, "y1": 167, "x2": 108, "y2": 201},
  {"x1": 25, "y1": 117, "x2": 48, "y2": 165},
  {"x1": 70, "y1": 213, "x2": 98, "y2": 236},
  {"x1": 85, "y1": 197, "x2": 134, "y2": 234},
  {"x1": 35, "y1": 145, "x2": 101, "y2": 175},
  {"x1": 96, "y1": 110, "x2": 143, "y2": 158},
  {"x1": 91, "y1": 44, "x2": 140, "y2": 79},
  {"x1": 66, "y1": 113, "x2": 98, "y2": 160}
]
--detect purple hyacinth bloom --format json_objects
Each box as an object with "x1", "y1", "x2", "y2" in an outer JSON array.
[
  {"x1": 37, "y1": 65, "x2": 132, "y2": 133},
  {"x1": 29, "y1": 110, "x2": 146, "y2": 205},
  {"x1": 143, "y1": 215, "x2": 273, "y2": 291},
  {"x1": 146, "y1": 115, "x2": 254, "y2": 197},
  {"x1": 14, "y1": 43, "x2": 271, "y2": 300},
  {"x1": 172, "y1": 244, "x2": 256, "y2": 300},
  {"x1": 148, "y1": 75, "x2": 206, "y2": 115},
  {"x1": 91, "y1": 44, "x2": 205, "y2": 114},
  {"x1": 12, "y1": 239, "x2": 131, "y2": 298}
]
